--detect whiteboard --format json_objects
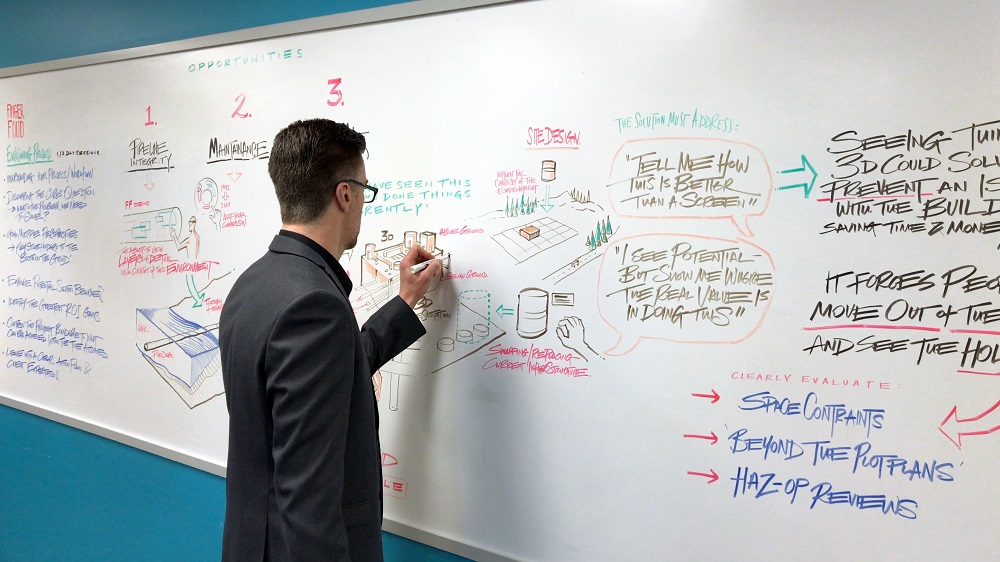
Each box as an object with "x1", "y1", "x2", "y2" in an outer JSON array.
[{"x1": 3, "y1": 1, "x2": 999, "y2": 560}]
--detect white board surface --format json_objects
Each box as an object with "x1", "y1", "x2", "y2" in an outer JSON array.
[{"x1": 3, "y1": 1, "x2": 999, "y2": 560}]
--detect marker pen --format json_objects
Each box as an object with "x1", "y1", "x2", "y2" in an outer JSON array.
[{"x1": 409, "y1": 259, "x2": 441, "y2": 274}]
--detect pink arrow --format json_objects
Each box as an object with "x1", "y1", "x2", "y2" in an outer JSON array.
[
  {"x1": 683, "y1": 431, "x2": 719, "y2": 445},
  {"x1": 687, "y1": 469, "x2": 719, "y2": 484},
  {"x1": 939, "y1": 398, "x2": 1000, "y2": 449},
  {"x1": 691, "y1": 389, "x2": 720, "y2": 404}
]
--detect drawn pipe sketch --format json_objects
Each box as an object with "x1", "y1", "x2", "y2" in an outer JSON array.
[
  {"x1": 136, "y1": 307, "x2": 223, "y2": 408},
  {"x1": 376, "y1": 368, "x2": 409, "y2": 412},
  {"x1": 123, "y1": 207, "x2": 184, "y2": 244},
  {"x1": 373, "y1": 343, "x2": 421, "y2": 412}
]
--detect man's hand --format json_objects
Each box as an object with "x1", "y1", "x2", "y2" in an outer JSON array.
[{"x1": 399, "y1": 244, "x2": 441, "y2": 307}]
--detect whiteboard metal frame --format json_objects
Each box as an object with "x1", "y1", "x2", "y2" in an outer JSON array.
[
  {"x1": 0, "y1": 0, "x2": 522, "y2": 78},
  {"x1": 1, "y1": 1, "x2": 523, "y2": 560}
]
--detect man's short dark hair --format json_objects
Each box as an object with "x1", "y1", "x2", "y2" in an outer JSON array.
[{"x1": 268, "y1": 119, "x2": 367, "y2": 224}]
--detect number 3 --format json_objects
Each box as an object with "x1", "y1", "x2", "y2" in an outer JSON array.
[{"x1": 327, "y1": 78, "x2": 343, "y2": 107}]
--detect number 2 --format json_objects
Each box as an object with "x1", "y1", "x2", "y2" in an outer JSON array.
[{"x1": 232, "y1": 94, "x2": 250, "y2": 119}]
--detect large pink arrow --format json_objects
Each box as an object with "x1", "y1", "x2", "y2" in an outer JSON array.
[{"x1": 939, "y1": 398, "x2": 1000, "y2": 449}]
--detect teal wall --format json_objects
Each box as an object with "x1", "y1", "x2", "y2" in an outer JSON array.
[
  {"x1": 0, "y1": 2, "x2": 468, "y2": 560},
  {"x1": 0, "y1": 0, "x2": 411, "y2": 68}
]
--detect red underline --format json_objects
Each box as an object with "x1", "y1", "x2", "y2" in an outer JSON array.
[
  {"x1": 816, "y1": 192, "x2": 935, "y2": 202},
  {"x1": 949, "y1": 328, "x2": 1000, "y2": 336},
  {"x1": 803, "y1": 324, "x2": 941, "y2": 332},
  {"x1": 957, "y1": 370, "x2": 1000, "y2": 377}
]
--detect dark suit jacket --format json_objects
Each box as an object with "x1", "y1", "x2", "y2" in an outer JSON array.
[{"x1": 220, "y1": 234, "x2": 425, "y2": 561}]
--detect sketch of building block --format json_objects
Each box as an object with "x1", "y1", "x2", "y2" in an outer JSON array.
[{"x1": 520, "y1": 225, "x2": 540, "y2": 240}]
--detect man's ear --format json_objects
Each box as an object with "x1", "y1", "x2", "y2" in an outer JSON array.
[{"x1": 333, "y1": 181, "x2": 353, "y2": 212}]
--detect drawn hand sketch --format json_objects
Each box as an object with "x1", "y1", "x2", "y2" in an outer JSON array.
[{"x1": 556, "y1": 316, "x2": 601, "y2": 362}]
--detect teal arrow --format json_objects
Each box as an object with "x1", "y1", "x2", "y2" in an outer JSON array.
[
  {"x1": 186, "y1": 274, "x2": 206, "y2": 308},
  {"x1": 540, "y1": 184, "x2": 554, "y2": 213},
  {"x1": 495, "y1": 304, "x2": 513, "y2": 318},
  {"x1": 777, "y1": 155, "x2": 818, "y2": 198}
]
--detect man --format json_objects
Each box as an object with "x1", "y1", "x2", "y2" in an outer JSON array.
[
  {"x1": 219, "y1": 118, "x2": 441, "y2": 561},
  {"x1": 172, "y1": 215, "x2": 199, "y2": 259}
]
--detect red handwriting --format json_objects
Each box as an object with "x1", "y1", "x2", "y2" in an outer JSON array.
[
  {"x1": 729, "y1": 370, "x2": 892, "y2": 390},
  {"x1": 222, "y1": 211, "x2": 247, "y2": 228},
  {"x1": 527, "y1": 126, "x2": 581, "y2": 148},
  {"x1": 118, "y1": 246, "x2": 218, "y2": 278},
  {"x1": 204, "y1": 297, "x2": 223, "y2": 313},
  {"x1": 481, "y1": 343, "x2": 589, "y2": 378},
  {"x1": 383, "y1": 476, "x2": 407, "y2": 499},
  {"x1": 439, "y1": 225, "x2": 484, "y2": 236},
  {"x1": 444, "y1": 270, "x2": 488, "y2": 280},
  {"x1": 124, "y1": 200, "x2": 150, "y2": 209}
]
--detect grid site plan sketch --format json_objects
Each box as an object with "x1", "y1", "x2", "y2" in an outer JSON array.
[{"x1": 491, "y1": 216, "x2": 577, "y2": 264}]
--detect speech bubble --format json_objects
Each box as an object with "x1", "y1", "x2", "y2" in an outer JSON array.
[
  {"x1": 598, "y1": 234, "x2": 775, "y2": 355},
  {"x1": 607, "y1": 138, "x2": 772, "y2": 236}
]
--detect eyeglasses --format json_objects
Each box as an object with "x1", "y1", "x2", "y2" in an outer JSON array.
[{"x1": 337, "y1": 179, "x2": 379, "y2": 203}]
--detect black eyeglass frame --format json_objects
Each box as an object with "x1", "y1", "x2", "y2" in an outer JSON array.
[{"x1": 336, "y1": 178, "x2": 379, "y2": 203}]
